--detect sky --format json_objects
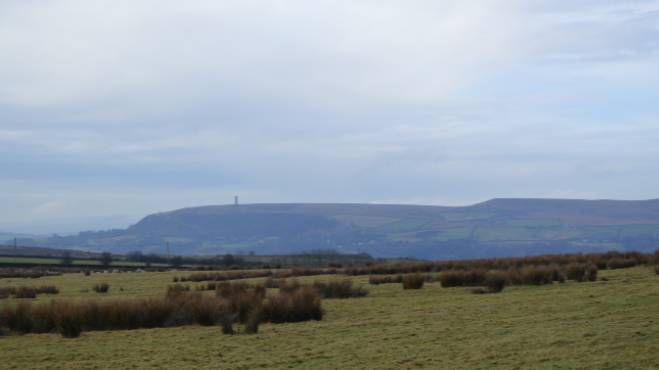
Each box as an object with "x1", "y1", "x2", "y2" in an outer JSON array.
[{"x1": 1, "y1": 1, "x2": 659, "y2": 234}]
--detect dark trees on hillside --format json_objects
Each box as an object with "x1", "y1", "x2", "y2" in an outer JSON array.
[
  {"x1": 222, "y1": 254, "x2": 238, "y2": 266},
  {"x1": 126, "y1": 251, "x2": 144, "y2": 262},
  {"x1": 170, "y1": 256, "x2": 183, "y2": 268},
  {"x1": 60, "y1": 252, "x2": 73, "y2": 266},
  {"x1": 100, "y1": 252, "x2": 112, "y2": 267}
]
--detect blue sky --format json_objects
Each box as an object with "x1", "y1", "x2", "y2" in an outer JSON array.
[{"x1": 1, "y1": 1, "x2": 659, "y2": 233}]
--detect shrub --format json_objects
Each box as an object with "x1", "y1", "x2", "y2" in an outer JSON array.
[
  {"x1": 586, "y1": 264, "x2": 598, "y2": 282},
  {"x1": 220, "y1": 316, "x2": 234, "y2": 335},
  {"x1": 312, "y1": 280, "x2": 368, "y2": 298},
  {"x1": 402, "y1": 273, "x2": 424, "y2": 289},
  {"x1": 262, "y1": 287, "x2": 323, "y2": 323},
  {"x1": 14, "y1": 287, "x2": 37, "y2": 299},
  {"x1": 190, "y1": 296, "x2": 228, "y2": 326},
  {"x1": 438, "y1": 270, "x2": 487, "y2": 287},
  {"x1": 167, "y1": 285, "x2": 190, "y2": 296},
  {"x1": 557, "y1": 271, "x2": 567, "y2": 283},
  {"x1": 439, "y1": 271, "x2": 463, "y2": 287},
  {"x1": 0, "y1": 287, "x2": 14, "y2": 299},
  {"x1": 180, "y1": 270, "x2": 273, "y2": 283},
  {"x1": 1, "y1": 302, "x2": 34, "y2": 333},
  {"x1": 368, "y1": 275, "x2": 403, "y2": 285},
  {"x1": 5, "y1": 286, "x2": 59, "y2": 299},
  {"x1": 169, "y1": 250, "x2": 653, "y2": 283},
  {"x1": 2, "y1": 287, "x2": 306, "y2": 337},
  {"x1": 0, "y1": 293, "x2": 249, "y2": 337},
  {"x1": 216, "y1": 282, "x2": 248, "y2": 299},
  {"x1": 244, "y1": 309, "x2": 261, "y2": 334},
  {"x1": 484, "y1": 272, "x2": 507, "y2": 293},
  {"x1": 231, "y1": 292, "x2": 264, "y2": 324},
  {"x1": 216, "y1": 282, "x2": 265, "y2": 301},
  {"x1": 278, "y1": 280, "x2": 303, "y2": 295},
  {"x1": 606, "y1": 258, "x2": 637, "y2": 270},
  {"x1": 38, "y1": 286, "x2": 59, "y2": 295},
  {"x1": 566, "y1": 264, "x2": 587, "y2": 282},
  {"x1": 520, "y1": 266, "x2": 554, "y2": 285},
  {"x1": 92, "y1": 283, "x2": 110, "y2": 293},
  {"x1": 463, "y1": 270, "x2": 488, "y2": 285},
  {"x1": 56, "y1": 307, "x2": 82, "y2": 338}
]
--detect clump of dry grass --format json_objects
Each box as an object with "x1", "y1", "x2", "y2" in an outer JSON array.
[
  {"x1": 92, "y1": 283, "x2": 109, "y2": 293},
  {"x1": 368, "y1": 275, "x2": 403, "y2": 285},
  {"x1": 261, "y1": 287, "x2": 323, "y2": 323},
  {"x1": 312, "y1": 280, "x2": 368, "y2": 298},
  {"x1": 484, "y1": 272, "x2": 507, "y2": 293},
  {"x1": 0, "y1": 286, "x2": 59, "y2": 299},
  {"x1": 402, "y1": 273, "x2": 425, "y2": 289},
  {"x1": 0, "y1": 281, "x2": 324, "y2": 337}
]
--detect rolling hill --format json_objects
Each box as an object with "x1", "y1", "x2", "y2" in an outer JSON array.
[{"x1": 18, "y1": 198, "x2": 659, "y2": 259}]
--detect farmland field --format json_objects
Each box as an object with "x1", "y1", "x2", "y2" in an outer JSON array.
[
  {"x1": 0, "y1": 256, "x2": 163, "y2": 267},
  {"x1": 1, "y1": 267, "x2": 658, "y2": 369}
]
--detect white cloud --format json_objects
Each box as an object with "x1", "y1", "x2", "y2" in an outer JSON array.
[{"x1": 0, "y1": 1, "x2": 659, "y2": 231}]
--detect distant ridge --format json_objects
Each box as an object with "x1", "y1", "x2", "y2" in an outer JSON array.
[{"x1": 18, "y1": 198, "x2": 659, "y2": 259}]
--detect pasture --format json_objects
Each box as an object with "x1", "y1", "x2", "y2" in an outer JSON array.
[{"x1": 0, "y1": 266, "x2": 658, "y2": 369}]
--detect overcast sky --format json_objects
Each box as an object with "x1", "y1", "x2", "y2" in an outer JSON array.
[{"x1": 1, "y1": 1, "x2": 659, "y2": 233}]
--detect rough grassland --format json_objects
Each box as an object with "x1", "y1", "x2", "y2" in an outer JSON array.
[
  {"x1": 0, "y1": 256, "x2": 162, "y2": 267},
  {"x1": 1, "y1": 267, "x2": 658, "y2": 369}
]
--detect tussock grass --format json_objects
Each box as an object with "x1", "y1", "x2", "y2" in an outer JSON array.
[
  {"x1": 261, "y1": 287, "x2": 323, "y2": 323},
  {"x1": 312, "y1": 280, "x2": 368, "y2": 298},
  {"x1": 368, "y1": 275, "x2": 403, "y2": 285},
  {"x1": 92, "y1": 283, "x2": 109, "y2": 293},
  {"x1": 0, "y1": 281, "x2": 324, "y2": 337},
  {"x1": 402, "y1": 273, "x2": 425, "y2": 289},
  {"x1": 484, "y1": 272, "x2": 507, "y2": 293},
  {"x1": 0, "y1": 286, "x2": 59, "y2": 299}
]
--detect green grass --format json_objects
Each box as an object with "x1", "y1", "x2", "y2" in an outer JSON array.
[
  {"x1": 620, "y1": 224, "x2": 659, "y2": 239},
  {"x1": 335, "y1": 214, "x2": 398, "y2": 228},
  {"x1": 429, "y1": 227, "x2": 472, "y2": 241},
  {"x1": 0, "y1": 256, "x2": 163, "y2": 267},
  {"x1": 505, "y1": 219, "x2": 562, "y2": 227},
  {"x1": 0, "y1": 256, "x2": 64, "y2": 265},
  {"x1": 1, "y1": 267, "x2": 659, "y2": 369},
  {"x1": 376, "y1": 218, "x2": 432, "y2": 233},
  {"x1": 473, "y1": 226, "x2": 542, "y2": 241}
]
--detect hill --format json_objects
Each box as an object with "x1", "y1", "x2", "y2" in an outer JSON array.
[
  {"x1": 0, "y1": 232, "x2": 41, "y2": 243},
  {"x1": 19, "y1": 198, "x2": 659, "y2": 259}
]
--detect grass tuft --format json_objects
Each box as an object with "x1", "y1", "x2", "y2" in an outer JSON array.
[{"x1": 402, "y1": 273, "x2": 425, "y2": 289}]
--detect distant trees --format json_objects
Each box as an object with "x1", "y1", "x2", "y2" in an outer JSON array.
[
  {"x1": 126, "y1": 251, "x2": 168, "y2": 265},
  {"x1": 126, "y1": 251, "x2": 144, "y2": 262},
  {"x1": 222, "y1": 254, "x2": 242, "y2": 266},
  {"x1": 60, "y1": 252, "x2": 73, "y2": 266},
  {"x1": 170, "y1": 256, "x2": 183, "y2": 268},
  {"x1": 100, "y1": 252, "x2": 112, "y2": 267}
]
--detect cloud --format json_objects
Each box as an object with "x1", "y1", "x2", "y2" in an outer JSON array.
[{"x1": 0, "y1": 1, "x2": 659, "y2": 231}]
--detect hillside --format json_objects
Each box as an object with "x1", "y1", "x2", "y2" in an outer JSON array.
[
  {"x1": 0, "y1": 232, "x2": 40, "y2": 243},
  {"x1": 21, "y1": 198, "x2": 659, "y2": 259}
]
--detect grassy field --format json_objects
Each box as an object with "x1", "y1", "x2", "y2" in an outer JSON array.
[
  {"x1": 1, "y1": 267, "x2": 658, "y2": 369},
  {"x1": 0, "y1": 256, "x2": 165, "y2": 267}
]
